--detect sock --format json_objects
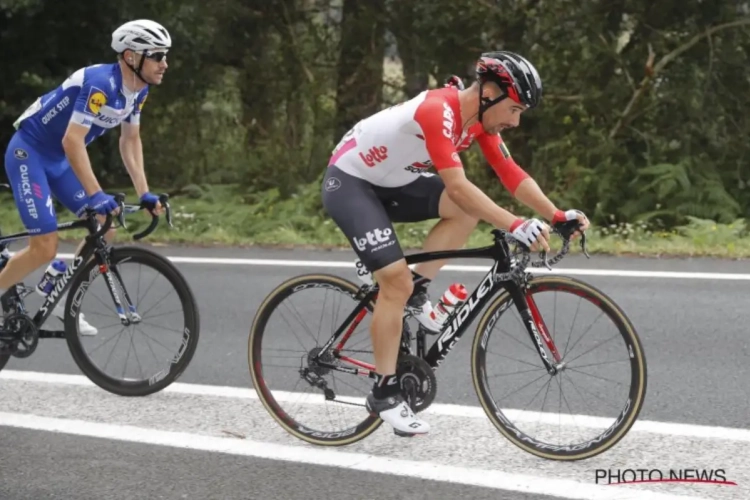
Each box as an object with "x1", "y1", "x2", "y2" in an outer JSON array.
[
  {"x1": 411, "y1": 270, "x2": 432, "y2": 294},
  {"x1": 372, "y1": 372, "x2": 400, "y2": 399}
]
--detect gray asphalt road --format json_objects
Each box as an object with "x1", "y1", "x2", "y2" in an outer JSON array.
[
  {"x1": 2, "y1": 427, "x2": 564, "y2": 500},
  {"x1": 1, "y1": 243, "x2": 749, "y2": 500}
]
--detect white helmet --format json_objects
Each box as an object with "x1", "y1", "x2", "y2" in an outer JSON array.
[{"x1": 111, "y1": 20, "x2": 171, "y2": 53}]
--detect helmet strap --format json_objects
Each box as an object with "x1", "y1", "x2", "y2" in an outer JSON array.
[
  {"x1": 123, "y1": 52, "x2": 150, "y2": 85},
  {"x1": 477, "y1": 80, "x2": 507, "y2": 128}
]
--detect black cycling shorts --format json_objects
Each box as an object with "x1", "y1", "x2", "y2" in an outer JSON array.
[{"x1": 321, "y1": 165, "x2": 444, "y2": 272}]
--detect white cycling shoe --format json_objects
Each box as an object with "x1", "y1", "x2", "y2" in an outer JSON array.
[
  {"x1": 51, "y1": 304, "x2": 98, "y2": 336},
  {"x1": 406, "y1": 291, "x2": 443, "y2": 333},
  {"x1": 366, "y1": 392, "x2": 430, "y2": 437}
]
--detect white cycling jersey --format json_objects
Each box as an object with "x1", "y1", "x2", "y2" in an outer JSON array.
[{"x1": 328, "y1": 86, "x2": 529, "y2": 192}]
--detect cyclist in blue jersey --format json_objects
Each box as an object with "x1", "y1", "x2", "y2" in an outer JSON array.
[{"x1": 0, "y1": 19, "x2": 172, "y2": 335}]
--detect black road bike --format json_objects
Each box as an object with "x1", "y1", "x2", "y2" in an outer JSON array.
[
  {"x1": 0, "y1": 192, "x2": 200, "y2": 397},
  {"x1": 248, "y1": 221, "x2": 647, "y2": 461}
]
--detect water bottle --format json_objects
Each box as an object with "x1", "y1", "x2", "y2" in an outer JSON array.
[
  {"x1": 36, "y1": 259, "x2": 67, "y2": 297},
  {"x1": 429, "y1": 283, "x2": 468, "y2": 325}
]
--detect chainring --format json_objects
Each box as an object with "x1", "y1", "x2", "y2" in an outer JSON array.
[
  {"x1": 1, "y1": 313, "x2": 39, "y2": 359},
  {"x1": 396, "y1": 354, "x2": 437, "y2": 413}
]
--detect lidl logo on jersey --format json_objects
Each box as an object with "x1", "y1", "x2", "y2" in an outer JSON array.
[{"x1": 85, "y1": 87, "x2": 107, "y2": 116}]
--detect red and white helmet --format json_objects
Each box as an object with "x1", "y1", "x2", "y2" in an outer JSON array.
[{"x1": 475, "y1": 51, "x2": 542, "y2": 109}]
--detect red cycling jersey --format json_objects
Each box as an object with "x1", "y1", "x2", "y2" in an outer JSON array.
[{"x1": 328, "y1": 86, "x2": 529, "y2": 193}]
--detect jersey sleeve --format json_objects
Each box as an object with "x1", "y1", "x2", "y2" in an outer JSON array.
[
  {"x1": 413, "y1": 97, "x2": 462, "y2": 171},
  {"x1": 69, "y1": 70, "x2": 111, "y2": 130},
  {"x1": 124, "y1": 87, "x2": 149, "y2": 125},
  {"x1": 476, "y1": 132, "x2": 529, "y2": 195}
]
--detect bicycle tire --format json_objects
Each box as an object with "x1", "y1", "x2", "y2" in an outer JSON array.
[
  {"x1": 248, "y1": 273, "x2": 383, "y2": 446},
  {"x1": 64, "y1": 246, "x2": 200, "y2": 397},
  {"x1": 471, "y1": 275, "x2": 647, "y2": 461}
]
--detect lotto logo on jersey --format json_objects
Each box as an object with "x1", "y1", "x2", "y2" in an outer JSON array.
[
  {"x1": 85, "y1": 87, "x2": 107, "y2": 116},
  {"x1": 352, "y1": 228, "x2": 394, "y2": 253},
  {"x1": 359, "y1": 146, "x2": 388, "y2": 168}
]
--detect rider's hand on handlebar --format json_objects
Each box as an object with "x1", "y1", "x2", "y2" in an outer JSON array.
[
  {"x1": 552, "y1": 209, "x2": 589, "y2": 239},
  {"x1": 89, "y1": 191, "x2": 120, "y2": 216},
  {"x1": 140, "y1": 192, "x2": 163, "y2": 216},
  {"x1": 510, "y1": 218, "x2": 551, "y2": 253}
]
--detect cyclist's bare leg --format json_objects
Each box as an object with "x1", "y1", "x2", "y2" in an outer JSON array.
[
  {"x1": 366, "y1": 258, "x2": 430, "y2": 435},
  {"x1": 370, "y1": 259, "x2": 413, "y2": 376},
  {"x1": 413, "y1": 190, "x2": 478, "y2": 279},
  {"x1": 0, "y1": 232, "x2": 58, "y2": 290}
]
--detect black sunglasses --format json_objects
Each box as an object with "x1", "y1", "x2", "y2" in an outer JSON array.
[{"x1": 143, "y1": 50, "x2": 168, "y2": 62}]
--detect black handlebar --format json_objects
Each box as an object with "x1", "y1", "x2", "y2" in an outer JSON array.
[
  {"x1": 87, "y1": 192, "x2": 173, "y2": 241},
  {"x1": 492, "y1": 219, "x2": 590, "y2": 280}
]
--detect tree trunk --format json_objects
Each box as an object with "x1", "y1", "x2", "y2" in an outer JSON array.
[{"x1": 334, "y1": 0, "x2": 386, "y2": 140}]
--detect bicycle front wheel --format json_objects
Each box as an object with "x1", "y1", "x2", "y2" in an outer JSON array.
[
  {"x1": 65, "y1": 246, "x2": 200, "y2": 396},
  {"x1": 471, "y1": 275, "x2": 647, "y2": 461}
]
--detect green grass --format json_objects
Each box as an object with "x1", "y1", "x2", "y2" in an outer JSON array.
[{"x1": 0, "y1": 184, "x2": 748, "y2": 259}]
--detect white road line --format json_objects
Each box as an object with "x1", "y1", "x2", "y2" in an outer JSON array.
[
  {"x1": 0, "y1": 411, "x2": 713, "y2": 500},
  {"x1": 39, "y1": 252, "x2": 750, "y2": 280},
  {"x1": 3, "y1": 369, "x2": 749, "y2": 443}
]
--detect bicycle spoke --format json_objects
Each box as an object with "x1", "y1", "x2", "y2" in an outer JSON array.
[
  {"x1": 486, "y1": 348, "x2": 542, "y2": 369},
  {"x1": 566, "y1": 367, "x2": 627, "y2": 387},
  {"x1": 486, "y1": 366, "x2": 543, "y2": 379},
  {"x1": 562, "y1": 297, "x2": 582, "y2": 359},
  {"x1": 495, "y1": 370, "x2": 550, "y2": 402},
  {"x1": 138, "y1": 288, "x2": 177, "y2": 318},
  {"x1": 563, "y1": 371, "x2": 623, "y2": 411},
  {"x1": 564, "y1": 331, "x2": 621, "y2": 365},
  {"x1": 561, "y1": 311, "x2": 605, "y2": 362}
]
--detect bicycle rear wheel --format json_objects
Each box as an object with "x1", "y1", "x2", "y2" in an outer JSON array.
[
  {"x1": 248, "y1": 273, "x2": 382, "y2": 446},
  {"x1": 64, "y1": 246, "x2": 200, "y2": 396},
  {"x1": 471, "y1": 275, "x2": 647, "y2": 461}
]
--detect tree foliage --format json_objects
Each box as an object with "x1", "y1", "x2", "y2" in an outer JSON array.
[{"x1": 1, "y1": 0, "x2": 749, "y2": 228}]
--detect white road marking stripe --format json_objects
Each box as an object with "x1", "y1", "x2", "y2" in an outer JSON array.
[
  {"x1": 36, "y1": 252, "x2": 750, "y2": 280},
  {"x1": 0, "y1": 411, "x2": 714, "y2": 500},
  {"x1": 3, "y1": 369, "x2": 749, "y2": 443}
]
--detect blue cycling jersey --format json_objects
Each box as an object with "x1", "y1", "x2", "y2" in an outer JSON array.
[
  {"x1": 13, "y1": 62, "x2": 148, "y2": 161},
  {"x1": 4, "y1": 62, "x2": 149, "y2": 235}
]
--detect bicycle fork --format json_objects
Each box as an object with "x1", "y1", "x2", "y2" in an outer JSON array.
[
  {"x1": 507, "y1": 281, "x2": 563, "y2": 375},
  {"x1": 97, "y1": 258, "x2": 142, "y2": 326}
]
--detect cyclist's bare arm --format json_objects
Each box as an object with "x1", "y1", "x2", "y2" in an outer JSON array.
[
  {"x1": 438, "y1": 167, "x2": 518, "y2": 230},
  {"x1": 62, "y1": 122, "x2": 100, "y2": 196},
  {"x1": 119, "y1": 121, "x2": 150, "y2": 197},
  {"x1": 513, "y1": 178, "x2": 558, "y2": 221},
  {"x1": 476, "y1": 133, "x2": 558, "y2": 221},
  {"x1": 415, "y1": 98, "x2": 518, "y2": 230}
]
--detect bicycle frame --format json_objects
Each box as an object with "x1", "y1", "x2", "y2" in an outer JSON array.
[
  {"x1": 312, "y1": 230, "x2": 566, "y2": 378},
  {"x1": 0, "y1": 192, "x2": 172, "y2": 340}
]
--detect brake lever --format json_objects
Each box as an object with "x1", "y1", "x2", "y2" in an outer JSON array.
[
  {"x1": 158, "y1": 193, "x2": 173, "y2": 229},
  {"x1": 540, "y1": 250, "x2": 552, "y2": 270},
  {"x1": 580, "y1": 231, "x2": 590, "y2": 258},
  {"x1": 114, "y1": 193, "x2": 127, "y2": 230}
]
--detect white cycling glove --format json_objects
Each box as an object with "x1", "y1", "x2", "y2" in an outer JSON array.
[{"x1": 509, "y1": 218, "x2": 547, "y2": 248}]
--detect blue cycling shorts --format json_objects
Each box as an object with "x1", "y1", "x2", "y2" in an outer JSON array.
[{"x1": 4, "y1": 131, "x2": 90, "y2": 235}]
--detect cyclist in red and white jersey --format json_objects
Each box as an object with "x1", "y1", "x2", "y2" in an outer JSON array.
[{"x1": 322, "y1": 51, "x2": 589, "y2": 437}]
